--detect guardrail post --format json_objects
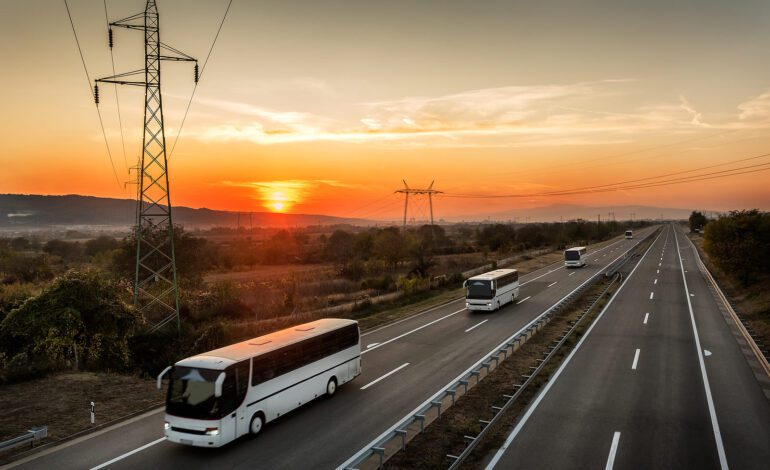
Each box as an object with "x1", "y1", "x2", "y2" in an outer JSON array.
[
  {"x1": 447, "y1": 389, "x2": 457, "y2": 405},
  {"x1": 430, "y1": 400, "x2": 443, "y2": 416},
  {"x1": 459, "y1": 379, "x2": 469, "y2": 393},
  {"x1": 372, "y1": 447, "x2": 386, "y2": 468},
  {"x1": 394, "y1": 429, "x2": 407, "y2": 450},
  {"x1": 415, "y1": 414, "x2": 426, "y2": 432}
]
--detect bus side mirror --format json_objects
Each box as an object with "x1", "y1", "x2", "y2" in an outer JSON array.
[
  {"x1": 214, "y1": 372, "x2": 226, "y2": 398},
  {"x1": 157, "y1": 365, "x2": 172, "y2": 390}
]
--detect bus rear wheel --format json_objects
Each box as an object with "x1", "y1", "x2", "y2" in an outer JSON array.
[
  {"x1": 326, "y1": 377, "x2": 337, "y2": 397},
  {"x1": 249, "y1": 413, "x2": 264, "y2": 436}
]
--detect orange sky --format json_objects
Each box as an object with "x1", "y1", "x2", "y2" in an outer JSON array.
[{"x1": 2, "y1": 0, "x2": 770, "y2": 221}]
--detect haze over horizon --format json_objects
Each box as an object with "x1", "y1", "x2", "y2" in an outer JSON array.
[{"x1": 2, "y1": 0, "x2": 770, "y2": 220}]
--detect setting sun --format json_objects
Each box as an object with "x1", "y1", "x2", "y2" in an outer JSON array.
[{"x1": 270, "y1": 200, "x2": 285, "y2": 212}]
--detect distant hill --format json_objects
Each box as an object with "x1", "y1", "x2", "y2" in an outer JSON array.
[
  {"x1": 475, "y1": 203, "x2": 712, "y2": 223},
  {"x1": 0, "y1": 194, "x2": 370, "y2": 228}
]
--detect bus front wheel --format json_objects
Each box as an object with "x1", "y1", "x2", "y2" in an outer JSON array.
[
  {"x1": 326, "y1": 377, "x2": 337, "y2": 397},
  {"x1": 249, "y1": 413, "x2": 264, "y2": 436}
]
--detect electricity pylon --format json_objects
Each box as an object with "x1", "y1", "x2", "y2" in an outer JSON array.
[
  {"x1": 395, "y1": 180, "x2": 442, "y2": 229},
  {"x1": 95, "y1": 1, "x2": 197, "y2": 331}
]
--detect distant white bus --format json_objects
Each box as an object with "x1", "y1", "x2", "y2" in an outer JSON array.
[
  {"x1": 464, "y1": 269, "x2": 520, "y2": 311},
  {"x1": 158, "y1": 318, "x2": 361, "y2": 447},
  {"x1": 625, "y1": 230, "x2": 633, "y2": 239},
  {"x1": 564, "y1": 246, "x2": 587, "y2": 267}
]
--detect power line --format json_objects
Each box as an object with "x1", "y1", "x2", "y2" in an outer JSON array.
[
  {"x1": 168, "y1": 0, "x2": 233, "y2": 160},
  {"x1": 63, "y1": 0, "x2": 123, "y2": 190},
  {"x1": 444, "y1": 152, "x2": 770, "y2": 199},
  {"x1": 103, "y1": 0, "x2": 128, "y2": 172}
]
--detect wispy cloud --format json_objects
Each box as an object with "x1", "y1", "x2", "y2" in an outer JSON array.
[{"x1": 180, "y1": 80, "x2": 770, "y2": 147}]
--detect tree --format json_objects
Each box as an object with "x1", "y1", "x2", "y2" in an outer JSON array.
[
  {"x1": 689, "y1": 211, "x2": 708, "y2": 232},
  {"x1": 112, "y1": 225, "x2": 215, "y2": 286},
  {"x1": 323, "y1": 230, "x2": 357, "y2": 264},
  {"x1": 84, "y1": 235, "x2": 119, "y2": 258},
  {"x1": 43, "y1": 239, "x2": 84, "y2": 263},
  {"x1": 477, "y1": 224, "x2": 515, "y2": 251},
  {"x1": 0, "y1": 270, "x2": 141, "y2": 375},
  {"x1": 703, "y1": 210, "x2": 769, "y2": 285},
  {"x1": 373, "y1": 228, "x2": 407, "y2": 269}
]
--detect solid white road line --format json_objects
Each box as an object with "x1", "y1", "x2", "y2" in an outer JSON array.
[
  {"x1": 484, "y1": 229, "x2": 663, "y2": 470},
  {"x1": 360, "y1": 363, "x2": 410, "y2": 390},
  {"x1": 465, "y1": 319, "x2": 489, "y2": 333},
  {"x1": 674, "y1": 227, "x2": 728, "y2": 469},
  {"x1": 367, "y1": 342, "x2": 380, "y2": 349},
  {"x1": 516, "y1": 296, "x2": 531, "y2": 305},
  {"x1": 90, "y1": 437, "x2": 165, "y2": 470},
  {"x1": 547, "y1": 281, "x2": 558, "y2": 288},
  {"x1": 362, "y1": 308, "x2": 465, "y2": 354},
  {"x1": 605, "y1": 432, "x2": 621, "y2": 470},
  {"x1": 632, "y1": 349, "x2": 640, "y2": 370},
  {"x1": 650, "y1": 292, "x2": 654, "y2": 300},
  {"x1": 643, "y1": 313, "x2": 649, "y2": 324}
]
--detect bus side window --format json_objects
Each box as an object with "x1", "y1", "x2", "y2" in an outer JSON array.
[
  {"x1": 220, "y1": 367, "x2": 238, "y2": 415},
  {"x1": 252, "y1": 353, "x2": 277, "y2": 386},
  {"x1": 235, "y1": 360, "x2": 249, "y2": 406}
]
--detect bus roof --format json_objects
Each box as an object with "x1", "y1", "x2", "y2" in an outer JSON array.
[
  {"x1": 565, "y1": 246, "x2": 586, "y2": 251},
  {"x1": 467, "y1": 268, "x2": 518, "y2": 281},
  {"x1": 175, "y1": 318, "x2": 358, "y2": 370}
]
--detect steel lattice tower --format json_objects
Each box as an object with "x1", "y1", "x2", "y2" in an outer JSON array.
[
  {"x1": 95, "y1": 0, "x2": 197, "y2": 331},
  {"x1": 395, "y1": 180, "x2": 442, "y2": 229}
]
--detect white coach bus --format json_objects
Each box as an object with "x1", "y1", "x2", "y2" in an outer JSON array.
[
  {"x1": 464, "y1": 269, "x2": 520, "y2": 311},
  {"x1": 157, "y1": 318, "x2": 361, "y2": 447},
  {"x1": 564, "y1": 246, "x2": 587, "y2": 267},
  {"x1": 625, "y1": 229, "x2": 633, "y2": 239}
]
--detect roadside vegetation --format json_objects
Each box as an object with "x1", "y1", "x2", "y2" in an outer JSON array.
[{"x1": 689, "y1": 209, "x2": 770, "y2": 355}]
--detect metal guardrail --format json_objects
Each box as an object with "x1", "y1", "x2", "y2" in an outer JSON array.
[
  {"x1": 339, "y1": 230, "x2": 656, "y2": 470},
  {"x1": 446, "y1": 272, "x2": 622, "y2": 469},
  {"x1": 0, "y1": 426, "x2": 47, "y2": 454},
  {"x1": 686, "y1": 235, "x2": 770, "y2": 377}
]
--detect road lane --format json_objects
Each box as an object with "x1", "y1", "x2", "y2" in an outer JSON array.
[
  {"x1": 8, "y1": 230, "x2": 655, "y2": 470},
  {"x1": 487, "y1": 224, "x2": 770, "y2": 470}
]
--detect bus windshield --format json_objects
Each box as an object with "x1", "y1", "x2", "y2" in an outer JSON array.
[
  {"x1": 565, "y1": 250, "x2": 582, "y2": 261},
  {"x1": 466, "y1": 280, "x2": 494, "y2": 299},
  {"x1": 167, "y1": 366, "x2": 225, "y2": 420}
]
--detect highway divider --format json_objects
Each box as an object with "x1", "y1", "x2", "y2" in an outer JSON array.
[{"x1": 338, "y1": 229, "x2": 658, "y2": 470}]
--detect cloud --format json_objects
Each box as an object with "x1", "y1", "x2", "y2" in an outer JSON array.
[
  {"x1": 182, "y1": 80, "x2": 770, "y2": 147},
  {"x1": 738, "y1": 92, "x2": 770, "y2": 120}
]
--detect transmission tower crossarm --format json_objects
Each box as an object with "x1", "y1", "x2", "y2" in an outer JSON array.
[
  {"x1": 110, "y1": 11, "x2": 151, "y2": 31},
  {"x1": 160, "y1": 42, "x2": 197, "y2": 62}
]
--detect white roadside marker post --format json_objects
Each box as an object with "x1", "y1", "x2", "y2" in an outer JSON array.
[{"x1": 91, "y1": 401, "x2": 95, "y2": 424}]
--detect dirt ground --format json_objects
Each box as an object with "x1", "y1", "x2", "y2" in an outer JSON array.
[
  {"x1": 0, "y1": 372, "x2": 163, "y2": 455},
  {"x1": 203, "y1": 263, "x2": 335, "y2": 283}
]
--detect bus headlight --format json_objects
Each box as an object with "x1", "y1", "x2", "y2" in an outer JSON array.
[
  {"x1": 205, "y1": 427, "x2": 220, "y2": 436},
  {"x1": 164, "y1": 422, "x2": 170, "y2": 430},
  {"x1": 487, "y1": 302, "x2": 492, "y2": 306}
]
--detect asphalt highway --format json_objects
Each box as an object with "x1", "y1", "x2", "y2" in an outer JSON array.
[
  {"x1": 6, "y1": 228, "x2": 657, "y2": 470},
  {"x1": 486, "y1": 224, "x2": 770, "y2": 470}
]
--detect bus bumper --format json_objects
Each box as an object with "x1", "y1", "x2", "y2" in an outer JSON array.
[
  {"x1": 466, "y1": 302, "x2": 494, "y2": 311},
  {"x1": 164, "y1": 416, "x2": 226, "y2": 448}
]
